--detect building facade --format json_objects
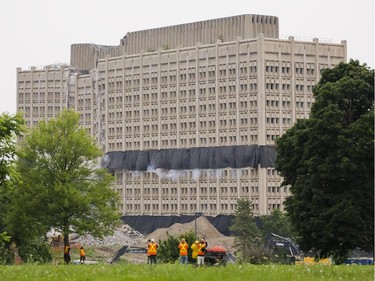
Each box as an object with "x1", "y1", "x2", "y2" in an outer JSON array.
[{"x1": 17, "y1": 14, "x2": 347, "y2": 216}]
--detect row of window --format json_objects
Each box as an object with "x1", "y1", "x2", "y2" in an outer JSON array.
[
  {"x1": 103, "y1": 62, "x2": 319, "y2": 92},
  {"x1": 122, "y1": 202, "x2": 273, "y2": 213},
  {"x1": 109, "y1": 134, "x2": 263, "y2": 150},
  {"x1": 118, "y1": 169, "x2": 260, "y2": 181},
  {"x1": 125, "y1": 186, "x2": 266, "y2": 197}
]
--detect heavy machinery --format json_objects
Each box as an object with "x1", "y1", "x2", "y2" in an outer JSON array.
[
  {"x1": 204, "y1": 246, "x2": 228, "y2": 266},
  {"x1": 264, "y1": 233, "x2": 302, "y2": 264},
  {"x1": 107, "y1": 245, "x2": 147, "y2": 264}
]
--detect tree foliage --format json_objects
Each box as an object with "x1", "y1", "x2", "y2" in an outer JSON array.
[
  {"x1": 7, "y1": 110, "x2": 120, "y2": 259},
  {"x1": 0, "y1": 113, "x2": 24, "y2": 187},
  {"x1": 0, "y1": 113, "x2": 24, "y2": 214},
  {"x1": 157, "y1": 230, "x2": 198, "y2": 263},
  {"x1": 259, "y1": 209, "x2": 294, "y2": 240},
  {"x1": 276, "y1": 60, "x2": 374, "y2": 264},
  {"x1": 0, "y1": 113, "x2": 24, "y2": 263},
  {"x1": 229, "y1": 199, "x2": 262, "y2": 263}
]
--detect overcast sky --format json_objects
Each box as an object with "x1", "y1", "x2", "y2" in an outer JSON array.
[{"x1": 0, "y1": 0, "x2": 374, "y2": 114}]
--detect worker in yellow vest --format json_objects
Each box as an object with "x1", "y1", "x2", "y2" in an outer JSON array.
[
  {"x1": 148, "y1": 239, "x2": 159, "y2": 264},
  {"x1": 191, "y1": 240, "x2": 199, "y2": 264},
  {"x1": 178, "y1": 238, "x2": 189, "y2": 264}
]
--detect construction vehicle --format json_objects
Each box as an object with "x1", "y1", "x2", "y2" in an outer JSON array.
[
  {"x1": 264, "y1": 233, "x2": 302, "y2": 264},
  {"x1": 264, "y1": 233, "x2": 335, "y2": 265},
  {"x1": 204, "y1": 246, "x2": 228, "y2": 266},
  {"x1": 107, "y1": 245, "x2": 147, "y2": 264}
]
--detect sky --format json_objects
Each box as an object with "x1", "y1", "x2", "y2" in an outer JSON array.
[{"x1": 0, "y1": 0, "x2": 374, "y2": 115}]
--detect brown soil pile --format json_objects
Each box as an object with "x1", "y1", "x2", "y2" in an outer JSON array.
[{"x1": 145, "y1": 216, "x2": 235, "y2": 252}]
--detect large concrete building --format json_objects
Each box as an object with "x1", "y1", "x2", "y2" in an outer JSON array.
[{"x1": 17, "y1": 14, "x2": 347, "y2": 217}]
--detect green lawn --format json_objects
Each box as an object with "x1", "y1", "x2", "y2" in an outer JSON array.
[{"x1": 0, "y1": 263, "x2": 373, "y2": 281}]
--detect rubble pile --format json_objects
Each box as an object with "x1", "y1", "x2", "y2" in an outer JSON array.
[
  {"x1": 77, "y1": 224, "x2": 144, "y2": 246},
  {"x1": 71, "y1": 217, "x2": 234, "y2": 253}
]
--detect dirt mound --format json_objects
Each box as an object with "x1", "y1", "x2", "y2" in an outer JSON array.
[
  {"x1": 145, "y1": 216, "x2": 235, "y2": 252},
  {"x1": 146, "y1": 216, "x2": 221, "y2": 240}
]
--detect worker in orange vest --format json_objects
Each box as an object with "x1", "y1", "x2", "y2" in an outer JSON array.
[
  {"x1": 148, "y1": 239, "x2": 159, "y2": 264},
  {"x1": 197, "y1": 239, "x2": 206, "y2": 266},
  {"x1": 178, "y1": 238, "x2": 189, "y2": 264},
  {"x1": 79, "y1": 246, "x2": 86, "y2": 264}
]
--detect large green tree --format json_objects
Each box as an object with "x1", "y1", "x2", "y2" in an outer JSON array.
[
  {"x1": 0, "y1": 113, "x2": 24, "y2": 188},
  {"x1": 8, "y1": 110, "x2": 120, "y2": 254},
  {"x1": 0, "y1": 113, "x2": 24, "y2": 263},
  {"x1": 229, "y1": 199, "x2": 262, "y2": 263},
  {"x1": 276, "y1": 60, "x2": 374, "y2": 264}
]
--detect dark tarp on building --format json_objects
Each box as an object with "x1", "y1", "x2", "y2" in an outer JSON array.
[{"x1": 102, "y1": 145, "x2": 276, "y2": 172}]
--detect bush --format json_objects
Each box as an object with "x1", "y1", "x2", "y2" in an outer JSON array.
[
  {"x1": 17, "y1": 238, "x2": 52, "y2": 263},
  {"x1": 157, "y1": 230, "x2": 198, "y2": 263}
]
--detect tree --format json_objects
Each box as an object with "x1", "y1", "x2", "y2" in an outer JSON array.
[
  {"x1": 0, "y1": 112, "x2": 24, "y2": 208},
  {"x1": 0, "y1": 113, "x2": 24, "y2": 263},
  {"x1": 259, "y1": 209, "x2": 294, "y2": 240},
  {"x1": 276, "y1": 60, "x2": 374, "y2": 264},
  {"x1": 229, "y1": 198, "x2": 262, "y2": 263},
  {"x1": 8, "y1": 110, "x2": 120, "y2": 259},
  {"x1": 157, "y1": 231, "x2": 197, "y2": 263}
]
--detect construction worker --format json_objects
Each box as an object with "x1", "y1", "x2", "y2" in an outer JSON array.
[
  {"x1": 79, "y1": 246, "x2": 86, "y2": 264},
  {"x1": 190, "y1": 240, "x2": 199, "y2": 264},
  {"x1": 178, "y1": 238, "x2": 189, "y2": 264},
  {"x1": 148, "y1": 239, "x2": 158, "y2": 264},
  {"x1": 146, "y1": 239, "x2": 151, "y2": 264},
  {"x1": 197, "y1": 239, "x2": 206, "y2": 266},
  {"x1": 202, "y1": 237, "x2": 208, "y2": 248},
  {"x1": 63, "y1": 244, "x2": 71, "y2": 264}
]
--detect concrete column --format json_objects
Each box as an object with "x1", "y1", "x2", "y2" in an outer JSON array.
[
  {"x1": 157, "y1": 50, "x2": 162, "y2": 150},
  {"x1": 256, "y1": 34, "x2": 266, "y2": 145},
  {"x1": 122, "y1": 174, "x2": 126, "y2": 215},
  {"x1": 104, "y1": 58, "x2": 109, "y2": 152},
  {"x1": 215, "y1": 40, "x2": 219, "y2": 146},
  {"x1": 258, "y1": 167, "x2": 268, "y2": 215},
  {"x1": 122, "y1": 56, "x2": 126, "y2": 151},
  {"x1": 139, "y1": 52, "x2": 144, "y2": 151},
  {"x1": 235, "y1": 38, "x2": 240, "y2": 145},
  {"x1": 289, "y1": 36, "x2": 296, "y2": 125},
  {"x1": 314, "y1": 38, "x2": 320, "y2": 81},
  {"x1": 341, "y1": 40, "x2": 347, "y2": 63},
  {"x1": 176, "y1": 47, "x2": 180, "y2": 148},
  {"x1": 140, "y1": 174, "x2": 144, "y2": 215}
]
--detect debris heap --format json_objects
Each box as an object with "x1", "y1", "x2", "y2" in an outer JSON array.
[{"x1": 77, "y1": 224, "x2": 144, "y2": 246}]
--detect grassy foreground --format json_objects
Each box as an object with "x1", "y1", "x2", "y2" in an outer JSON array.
[{"x1": 0, "y1": 263, "x2": 373, "y2": 281}]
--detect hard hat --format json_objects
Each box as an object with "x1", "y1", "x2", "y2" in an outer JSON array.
[
  {"x1": 151, "y1": 238, "x2": 155, "y2": 242},
  {"x1": 195, "y1": 240, "x2": 199, "y2": 244}
]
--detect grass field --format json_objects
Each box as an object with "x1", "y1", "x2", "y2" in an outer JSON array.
[{"x1": 0, "y1": 263, "x2": 373, "y2": 281}]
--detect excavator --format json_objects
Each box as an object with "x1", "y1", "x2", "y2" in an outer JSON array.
[
  {"x1": 107, "y1": 245, "x2": 147, "y2": 264},
  {"x1": 264, "y1": 233, "x2": 302, "y2": 264},
  {"x1": 264, "y1": 233, "x2": 332, "y2": 265}
]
